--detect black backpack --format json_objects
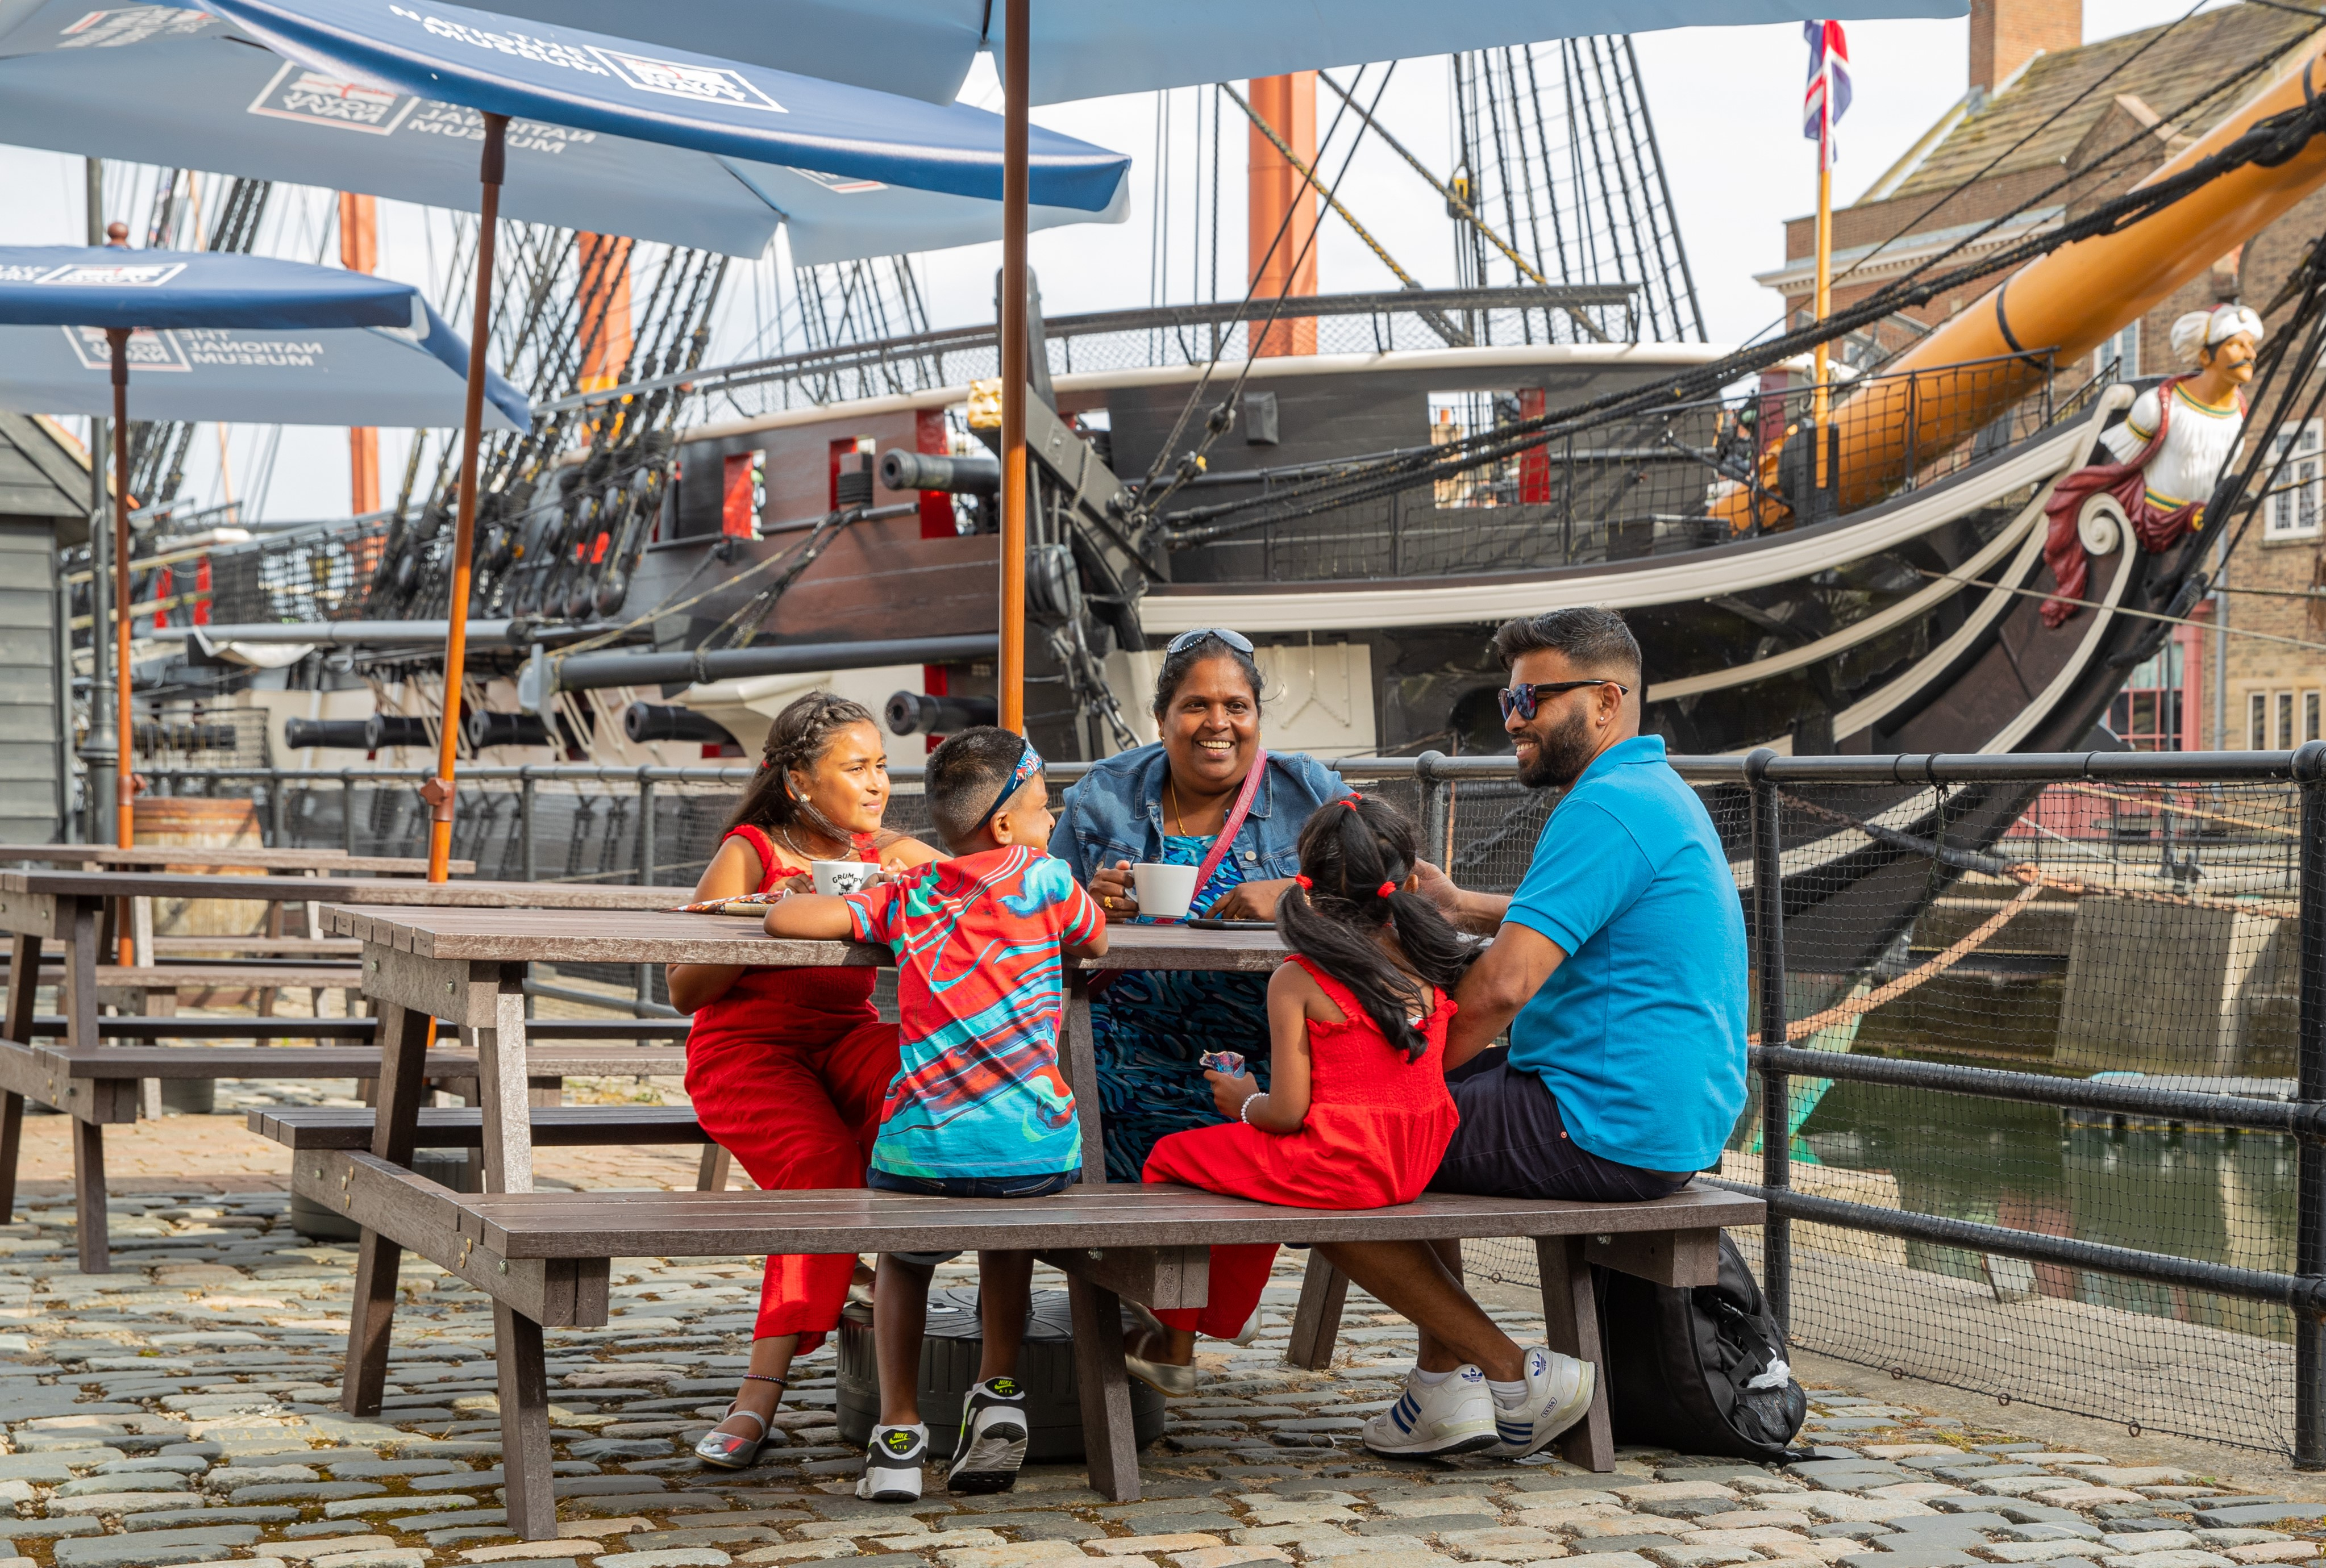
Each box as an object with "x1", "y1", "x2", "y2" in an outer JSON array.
[{"x1": 1595, "y1": 1232, "x2": 1807, "y2": 1461}]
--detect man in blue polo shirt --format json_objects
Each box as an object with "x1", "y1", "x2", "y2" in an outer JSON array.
[{"x1": 1426, "y1": 607, "x2": 1746, "y2": 1199}]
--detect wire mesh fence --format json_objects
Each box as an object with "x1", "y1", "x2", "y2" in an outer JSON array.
[{"x1": 122, "y1": 747, "x2": 2326, "y2": 1458}]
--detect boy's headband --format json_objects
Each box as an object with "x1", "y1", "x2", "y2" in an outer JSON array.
[{"x1": 975, "y1": 736, "x2": 1045, "y2": 832}]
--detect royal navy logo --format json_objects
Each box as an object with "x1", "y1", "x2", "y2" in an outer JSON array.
[
  {"x1": 584, "y1": 46, "x2": 786, "y2": 112},
  {"x1": 248, "y1": 61, "x2": 419, "y2": 135},
  {"x1": 63, "y1": 325, "x2": 191, "y2": 372}
]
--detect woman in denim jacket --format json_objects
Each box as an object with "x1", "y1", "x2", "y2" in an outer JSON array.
[{"x1": 1046, "y1": 629, "x2": 1351, "y2": 1183}]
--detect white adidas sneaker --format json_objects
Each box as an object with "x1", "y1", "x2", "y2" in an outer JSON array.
[
  {"x1": 1486, "y1": 1345, "x2": 1595, "y2": 1459},
  {"x1": 1360, "y1": 1365, "x2": 1498, "y2": 1457}
]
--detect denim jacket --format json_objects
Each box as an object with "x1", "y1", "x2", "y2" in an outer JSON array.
[{"x1": 1047, "y1": 743, "x2": 1353, "y2": 887}]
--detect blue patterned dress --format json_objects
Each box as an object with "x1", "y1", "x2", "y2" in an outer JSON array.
[{"x1": 1089, "y1": 832, "x2": 1274, "y2": 1182}]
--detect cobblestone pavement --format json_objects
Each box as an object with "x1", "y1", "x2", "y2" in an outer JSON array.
[{"x1": 2, "y1": 1187, "x2": 2323, "y2": 1568}]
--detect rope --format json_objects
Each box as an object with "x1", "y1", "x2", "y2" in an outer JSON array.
[
  {"x1": 1784, "y1": 881, "x2": 2043, "y2": 1041},
  {"x1": 2052, "y1": 782, "x2": 2297, "y2": 839}
]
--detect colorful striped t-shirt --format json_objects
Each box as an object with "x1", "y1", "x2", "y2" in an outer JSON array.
[{"x1": 843, "y1": 845, "x2": 1104, "y2": 1179}]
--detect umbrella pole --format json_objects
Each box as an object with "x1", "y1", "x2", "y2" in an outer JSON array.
[
  {"x1": 107, "y1": 329, "x2": 131, "y2": 853},
  {"x1": 997, "y1": 0, "x2": 1029, "y2": 734},
  {"x1": 426, "y1": 111, "x2": 507, "y2": 883}
]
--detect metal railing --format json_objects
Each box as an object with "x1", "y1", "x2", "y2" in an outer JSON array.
[{"x1": 111, "y1": 744, "x2": 2326, "y2": 1456}]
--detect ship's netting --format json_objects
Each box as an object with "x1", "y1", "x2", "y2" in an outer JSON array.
[
  {"x1": 1463, "y1": 776, "x2": 2304, "y2": 1457},
  {"x1": 145, "y1": 761, "x2": 2312, "y2": 1454}
]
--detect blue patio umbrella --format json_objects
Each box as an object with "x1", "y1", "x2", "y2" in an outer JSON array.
[
  {"x1": 0, "y1": 247, "x2": 530, "y2": 429},
  {"x1": 22, "y1": 0, "x2": 1129, "y2": 876},
  {"x1": 469, "y1": 0, "x2": 1967, "y2": 106},
  {"x1": 0, "y1": 243, "x2": 531, "y2": 853},
  {"x1": 0, "y1": 0, "x2": 1130, "y2": 260}
]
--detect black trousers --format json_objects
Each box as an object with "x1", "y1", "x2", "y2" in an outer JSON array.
[{"x1": 1429, "y1": 1046, "x2": 1692, "y2": 1203}]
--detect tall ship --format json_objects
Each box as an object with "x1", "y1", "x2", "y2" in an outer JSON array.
[{"x1": 34, "y1": 4, "x2": 2326, "y2": 962}]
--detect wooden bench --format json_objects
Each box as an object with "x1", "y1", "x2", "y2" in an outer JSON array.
[
  {"x1": 0, "y1": 870, "x2": 698, "y2": 1271},
  {"x1": 259, "y1": 905, "x2": 1762, "y2": 1537}
]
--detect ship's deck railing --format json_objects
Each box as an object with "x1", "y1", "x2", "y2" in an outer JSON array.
[
  {"x1": 80, "y1": 744, "x2": 2326, "y2": 1460},
  {"x1": 541, "y1": 284, "x2": 1644, "y2": 420},
  {"x1": 1160, "y1": 349, "x2": 2115, "y2": 585}
]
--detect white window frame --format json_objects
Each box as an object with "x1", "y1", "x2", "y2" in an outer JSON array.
[
  {"x1": 2095, "y1": 320, "x2": 2140, "y2": 382},
  {"x1": 2265, "y1": 419, "x2": 2325, "y2": 540}
]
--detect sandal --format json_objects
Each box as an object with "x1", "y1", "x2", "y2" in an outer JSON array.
[
  {"x1": 694, "y1": 1404, "x2": 768, "y2": 1469},
  {"x1": 694, "y1": 1373, "x2": 787, "y2": 1470}
]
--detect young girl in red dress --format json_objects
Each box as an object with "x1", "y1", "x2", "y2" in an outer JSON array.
[
  {"x1": 1136, "y1": 794, "x2": 1463, "y2": 1336},
  {"x1": 1133, "y1": 794, "x2": 1592, "y2": 1461},
  {"x1": 669, "y1": 692, "x2": 943, "y2": 1468}
]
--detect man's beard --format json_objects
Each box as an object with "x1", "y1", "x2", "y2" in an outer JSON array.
[{"x1": 1517, "y1": 704, "x2": 1594, "y2": 789}]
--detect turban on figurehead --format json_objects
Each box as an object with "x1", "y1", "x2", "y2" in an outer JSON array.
[{"x1": 2169, "y1": 303, "x2": 2265, "y2": 362}]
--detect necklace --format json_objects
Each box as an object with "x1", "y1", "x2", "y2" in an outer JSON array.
[
  {"x1": 1165, "y1": 775, "x2": 1227, "y2": 839},
  {"x1": 777, "y1": 822, "x2": 841, "y2": 866}
]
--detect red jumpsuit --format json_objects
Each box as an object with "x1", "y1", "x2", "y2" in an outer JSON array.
[
  {"x1": 1141, "y1": 956, "x2": 1458, "y2": 1337},
  {"x1": 683, "y1": 824, "x2": 897, "y2": 1349}
]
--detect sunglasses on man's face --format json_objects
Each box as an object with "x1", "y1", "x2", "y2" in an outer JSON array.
[{"x1": 1497, "y1": 679, "x2": 1630, "y2": 722}]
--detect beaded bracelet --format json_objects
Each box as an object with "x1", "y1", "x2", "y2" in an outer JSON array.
[{"x1": 1239, "y1": 1092, "x2": 1266, "y2": 1126}]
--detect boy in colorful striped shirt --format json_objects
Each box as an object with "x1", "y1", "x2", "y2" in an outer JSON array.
[{"x1": 764, "y1": 726, "x2": 1105, "y2": 1501}]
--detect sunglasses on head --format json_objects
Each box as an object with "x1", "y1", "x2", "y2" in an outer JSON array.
[
  {"x1": 1498, "y1": 679, "x2": 1629, "y2": 722},
  {"x1": 1164, "y1": 627, "x2": 1255, "y2": 657}
]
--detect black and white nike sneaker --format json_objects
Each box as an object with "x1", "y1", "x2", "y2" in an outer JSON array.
[
  {"x1": 947, "y1": 1376, "x2": 1030, "y2": 1494},
  {"x1": 856, "y1": 1423, "x2": 928, "y2": 1502}
]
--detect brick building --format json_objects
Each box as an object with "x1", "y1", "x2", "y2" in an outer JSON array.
[{"x1": 1757, "y1": 1, "x2": 2326, "y2": 750}]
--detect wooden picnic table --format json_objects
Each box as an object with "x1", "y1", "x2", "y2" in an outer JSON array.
[
  {"x1": 290, "y1": 904, "x2": 1761, "y2": 1534},
  {"x1": 0, "y1": 870, "x2": 699, "y2": 1270},
  {"x1": 0, "y1": 844, "x2": 474, "y2": 875}
]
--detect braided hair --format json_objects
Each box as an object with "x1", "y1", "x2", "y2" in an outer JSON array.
[
  {"x1": 724, "y1": 691, "x2": 880, "y2": 838},
  {"x1": 1275, "y1": 795, "x2": 1473, "y2": 1062}
]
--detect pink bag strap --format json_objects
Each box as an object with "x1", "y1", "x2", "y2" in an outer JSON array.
[{"x1": 1187, "y1": 748, "x2": 1267, "y2": 906}]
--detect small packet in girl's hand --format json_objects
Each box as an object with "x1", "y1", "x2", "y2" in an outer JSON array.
[{"x1": 1199, "y1": 1050, "x2": 1247, "y2": 1078}]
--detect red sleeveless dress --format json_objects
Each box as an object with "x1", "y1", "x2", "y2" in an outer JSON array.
[
  {"x1": 1141, "y1": 956, "x2": 1458, "y2": 1337},
  {"x1": 683, "y1": 823, "x2": 898, "y2": 1348}
]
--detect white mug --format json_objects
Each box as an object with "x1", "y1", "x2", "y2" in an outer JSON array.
[
  {"x1": 812, "y1": 860, "x2": 876, "y2": 896},
  {"x1": 1131, "y1": 862, "x2": 1200, "y2": 921}
]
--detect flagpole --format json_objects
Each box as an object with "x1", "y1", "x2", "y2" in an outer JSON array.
[{"x1": 1810, "y1": 42, "x2": 1834, "y2": 496}]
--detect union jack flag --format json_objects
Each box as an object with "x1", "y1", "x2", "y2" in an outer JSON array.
[{"x1": 1803, "y1": 19, "x2": 1852, "y2": 168}]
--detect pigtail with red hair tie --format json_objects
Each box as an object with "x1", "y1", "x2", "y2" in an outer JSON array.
[
  {"x1": 1377, "y1": 881, "x2": 1397, "y2": 898},
  {"x1": 1293, "y1": 874, "x2": 1313, "y2": 890}
]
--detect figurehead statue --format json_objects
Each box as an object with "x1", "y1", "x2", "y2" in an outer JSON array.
[{"x1": 2041, "y1": 303, "x2": 2262, "y2": 627}]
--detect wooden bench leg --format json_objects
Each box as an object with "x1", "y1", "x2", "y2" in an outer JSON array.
[
  {"x1": 344, "y1": 1002, "x2": 430, "y2": 1415},
  {"x1": 496, "y1": 1303, "x2": 557, "y2": 1540},
  {"x1": 1066, "y1": 1275, "x2": 1141, "y2": 1503},
  {"x1": 1286, "y1": 1251, "x2": 1349, "y2": 1371},
  {"x1": 72, "y1": 1119, "x2": 109, "y2": 1275},
  {"x1": 2, "y1": 931, "x2": 35, "y2": 1225},
  {"x1": 1536, "y1": 1236, "x2": 1614, "y2": 1472},
  {"x1": 0, "y1": 1093, "x2": 20, "y2": 1222},
  {"x1": 344, "y1": 1231, "x2": 403, "y2": 1416},
  {"x1": 696, "y1": 1145, "x2": 733, "y2": 1192}
]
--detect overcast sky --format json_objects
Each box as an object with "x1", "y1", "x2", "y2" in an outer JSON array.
[{"x1": 0, "y1": 0, "x2": 2228, "y2": 525}]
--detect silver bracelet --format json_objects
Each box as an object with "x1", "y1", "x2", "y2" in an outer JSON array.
[{"x1": 1239, "y1": 1092, "x2": 1266, "y2": 1126}]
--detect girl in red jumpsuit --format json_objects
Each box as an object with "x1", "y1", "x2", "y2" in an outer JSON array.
[{"x1": 671, "y1": 692, "x2": 941, "y2": 1467}]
